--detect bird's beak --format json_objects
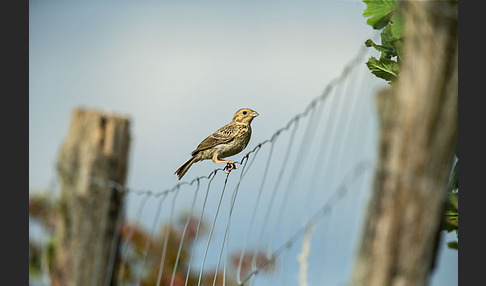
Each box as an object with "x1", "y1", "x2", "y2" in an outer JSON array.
[{"x1": 251, "y1": 111, "x2": 259, "y2": 117}]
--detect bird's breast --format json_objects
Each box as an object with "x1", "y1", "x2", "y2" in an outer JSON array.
[{"x1": 217, "y1": 126, "x2": 251, "y2": 158}]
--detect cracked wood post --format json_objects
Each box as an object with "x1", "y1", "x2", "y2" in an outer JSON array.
[
  {"x1": 351, "y1": 1, "x2": 458, "y2": 286},
  {"x1": 53, "y1": 108, "x2": 131, "y2": 286}
]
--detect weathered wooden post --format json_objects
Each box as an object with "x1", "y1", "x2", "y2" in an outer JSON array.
[
  {"x1": 53, "y1": 108, "x2": 131, "y2": 286},
  {"x1": 351, "y1": 1, "x2": 458, "y2": 286}
]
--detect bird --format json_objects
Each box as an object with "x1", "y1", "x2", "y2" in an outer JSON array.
[{"x1": 175, "y1": 108, "x2": 259, "y2": 180}]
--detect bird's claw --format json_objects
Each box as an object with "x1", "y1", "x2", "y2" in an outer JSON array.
[{"x1": 224, "y1": 162, "x2": 238, "y2": 174}]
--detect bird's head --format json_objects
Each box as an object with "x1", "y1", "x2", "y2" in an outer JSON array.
[{"x1": 232, "y1": 108, "x2": 259, "y2": 124}]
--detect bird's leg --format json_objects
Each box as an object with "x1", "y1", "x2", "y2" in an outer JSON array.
[
  {"x1": 212, "y1": 154, "x2": 237, "y2": 173},
  {"x1": 224, "y1": 162, "x2": 238, "y2": 173}
]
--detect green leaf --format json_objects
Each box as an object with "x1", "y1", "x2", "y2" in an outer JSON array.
[
  {"x1": 441, "y1": 220, "x2": 457, "y2": 233},
  {"x1": 363, "y1": 0, "x2": 397, "y2": 29},
  {"x1": 448, "y1": 161, "x2": 458, "y2": 192},
  {"x1": 365, "y1": 39, "x2": 395, "y2": 58},
  {"x1": 390, "y1": 12, "x2": 404, "y2": 39},
  {"x1": 365, "y1": 57, "x2": 399, "y2": 82},
  {"x1": 447, "y1": 241, "x2": 458, "y2": 250},
  {"x1": 447, "y1": 191, "x2": 458, "y2": 212},
  {"x1": 380, "y1": 24, "x2": 398, "y2": 58},
  {"x1": 442, "y1": 191, "x2": 458, "y2": 234}
]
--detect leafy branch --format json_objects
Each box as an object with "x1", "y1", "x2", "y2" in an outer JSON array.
[{"x1": 362, "y1": 0, "x2": 403, "y2": 83}]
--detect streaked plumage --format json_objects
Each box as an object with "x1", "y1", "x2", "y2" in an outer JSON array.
[{"x1": 175, "y1": 108, "x2": 259, "y2": 180}]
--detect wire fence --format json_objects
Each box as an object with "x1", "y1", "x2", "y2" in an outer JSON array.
[{"x1": 30, "y1": 41, "x2": 391, "y2": 286}]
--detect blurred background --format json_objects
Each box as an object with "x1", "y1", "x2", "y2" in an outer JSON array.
[{"x1": 29, "y1": 1, "x2": 458, "y2": 285}]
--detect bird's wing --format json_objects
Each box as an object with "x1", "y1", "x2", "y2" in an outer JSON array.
[{"x1": 191, "y1": 123, "x2": 240, "y2": 155}]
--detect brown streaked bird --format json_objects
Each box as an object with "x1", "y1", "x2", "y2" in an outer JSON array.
[{"x1": 175, "y1": 108, "x2": 259, "y2": 180}]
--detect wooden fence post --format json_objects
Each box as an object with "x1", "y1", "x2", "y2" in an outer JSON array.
[
  {"x1": 52, "y1": 108, "x2": 131, "y2": 286},
  {"x1": 351, "y1": 1, "x2": 458, "y2": 286}
]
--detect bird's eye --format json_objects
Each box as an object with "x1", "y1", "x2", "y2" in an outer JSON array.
[{"x1": 242, "y1": 111, "x2": 247, "y2": 115}]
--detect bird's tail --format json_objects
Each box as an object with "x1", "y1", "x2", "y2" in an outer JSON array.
[{"x1": 175, "y1": 156, "x2": 197, "y2": 180}]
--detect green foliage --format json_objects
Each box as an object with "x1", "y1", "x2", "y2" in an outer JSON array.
[
  {"x1": 362, "y1": 0, "x2": 403, "y2": 83},
  {"x1": 365, "y1": 56, "x2": 399, "y2": 82},
  {"x1": 443, "y1": 192, "x2": 458, "y2": 233},
  {"x1": 448, "y1": 160, "x2": 458, "y2": 193},
  {"x1": 363, "y1": 0, "x2": 397, "y2": 29},
  {"x1": 447, "y1": 241, "x2": 458, "y2": 250},
  {"x1": 442, "y1": 161, "x2": 458, "y2": 250}
]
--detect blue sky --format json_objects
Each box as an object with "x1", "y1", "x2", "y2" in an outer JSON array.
[
  {"x1": 29, "y1": 0, "x2": 371, "y2": 190},
  {"x1": 29, "y1": 1, "x2": 457, "y2": 285}
]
